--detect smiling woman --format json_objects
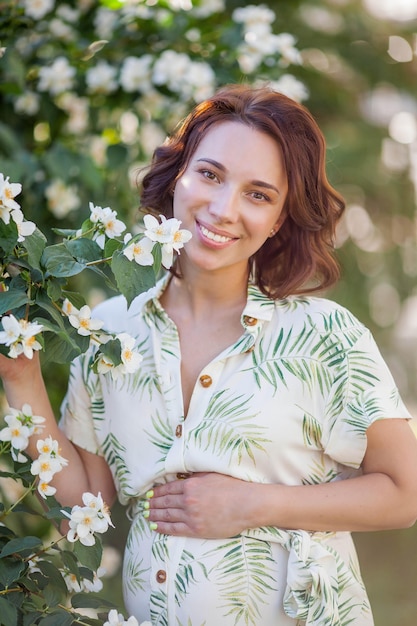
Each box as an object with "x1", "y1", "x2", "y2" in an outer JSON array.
[{"x1": 1, "y1": 84, "x2": 417, "y2": 626}]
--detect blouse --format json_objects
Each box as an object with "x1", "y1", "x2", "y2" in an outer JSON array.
[{"x1": 60, "y1": 276, "x2": 411, "y2": 626}]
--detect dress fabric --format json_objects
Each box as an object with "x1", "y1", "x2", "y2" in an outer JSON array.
[{"x1": 59, "y1": 276, "x2": 411, "y2": 626}]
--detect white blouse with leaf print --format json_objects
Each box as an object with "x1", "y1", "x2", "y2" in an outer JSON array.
[{"x1": 60, "y1": 275, "x2": 411, "y2": 626}]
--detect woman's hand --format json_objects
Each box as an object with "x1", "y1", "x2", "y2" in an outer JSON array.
[{"x1": 146, "y1": 472, "x2": 258, "y2": 538}]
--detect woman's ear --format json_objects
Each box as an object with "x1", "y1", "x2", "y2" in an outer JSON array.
[{"x1": 269, "y1": 210, "x2": 287, "y2": 237}]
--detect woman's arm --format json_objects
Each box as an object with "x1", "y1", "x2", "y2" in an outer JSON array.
[
  {"x1": 147, "y1": 418, "x2": 417, "y2": 537},
  {"x1": 0, "y1": 353, "x2": 116, "y2": 508}
]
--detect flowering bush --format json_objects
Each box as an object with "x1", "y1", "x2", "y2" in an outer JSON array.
[
  {"x1": 0, "y1": 171, "x2": 191, "y2": 622},
  {"x1": 0, "y1": 0, "x2": 306, "y2": 239},
  {"x1": 0, "y1": 1, "x2": 307, "y2": 623},
  {"x1": 0, "y1": 171, "x2": 191, "y2": 369},
  {"x1": 0, "y1": 402, "x2": 141, "y2": 625}
]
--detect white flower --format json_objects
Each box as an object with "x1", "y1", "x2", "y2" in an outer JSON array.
[
  {"x1": 48, "y1": 17, "x2": 75, "y2": 41},
  {"x1": 63, "y1": 492, "x2": 113, "y2": 546},
  {"x1": 0, "y1": 315, "x2": 43, "y2": 359},
  {"x1": 45, "y1": 179, "x2": 80, "y2": 218},
  {"x1": 0, "y1": 415, "x2": 31, "y2": 453},
  {"x1": 232, "y1": 4, "x2": 275, "y2": 26},
  {"x1": 30, "y1": 436, "x2": 68, "y2": 482},
  {"x1": 38, "y1": 57, "x2": 76, "y2": 96},
  {"x1": 62, "y1": 570, "x2": 83, "y2": 593},
  {"x1": 123, "y1": 234, "x2": 154, "y2": 266},
  {"x1": 81, "y1": 491, "x2": 113, "y2": 528},
  {"x1": 37, "y1": 481, "x2": 57, "y2": 499},
  {"x1": 94, "y1": 7, "x2": 119, "y2": 39},
  {"x1": 118, "y1": 333, "x2": 143, "y2": 374},
  {"x1": 0, "y1": 173, "x2": 22, "y2": 214},
  {"x1": 57, "y1": 93, "x2": 89, "y2": 135},
  {"x1": 268, "y1": 75, "x2": 309, "y2": 102},
  {"x1": 144, "y1": 215, "x2": 192, "y2": 268},
  {"x1": 88, "y1": 202, "x2": 126, "y2": 248},
  {"x1": 2, "y1": 404, "x2": 45, "y2": 438},
  {"x1": 65, "y1": 507, "x2": 103, "y2": 546},
  {"x1": 120, "y1": 55, "x2": 153, "y2": 93},
  {"x1": 152, "y1": 50, "x2": 191, "y2": 94},
  {"x1": 86, "y1": 61, "x2": 118, "y2": 94},
  {"x1": 24, "y1": 0, "x2": 54, "y2": 20},
  {"x1": 274, "y1": 33, "x2": 302, "y2": 67},
  {"x1": 103, "y1": 610, "x2": 139, "y2": 626},
  {"x1": 191, "y1": 0, "x2": 224, "y2": 17},
  {"x1": 14, "y1": 92, "x2": 40, "y2": 116},
  {"x1": 10, "y1": 207, "x2": 36, "y2": 242},
  {"x1": 82, "y1": 566, "x2": 106, "y2": 593},
  {"x1": 68, "y1": 305, "x2": 104, "y2": 336},
  {"x1": 62, "y1": 298, "x2": 79, "y2": 316}
]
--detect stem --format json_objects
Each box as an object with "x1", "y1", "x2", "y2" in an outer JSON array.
[
  {"x1": 85, "y1": 256, "x2": 112, "y2": 267},
  {"x1": 1, "y1": 479, "x2": 37, "y2": 519}
]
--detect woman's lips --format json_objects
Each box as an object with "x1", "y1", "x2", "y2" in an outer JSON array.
[{"x1": 197, "y1": 220, "x2": 238, "y2": 245}]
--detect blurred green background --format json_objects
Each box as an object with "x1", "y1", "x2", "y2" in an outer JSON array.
[{"x1": 1, "y1": 0, "x2": 416, "y2": 623}]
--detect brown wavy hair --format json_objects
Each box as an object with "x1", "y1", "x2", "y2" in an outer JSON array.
[{"x1": 139, "y1": 84, "x2": 345, "y2": 299}]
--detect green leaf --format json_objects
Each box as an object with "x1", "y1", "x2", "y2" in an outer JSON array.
[
  {"x1": 71, "y1": 593, "x2": 115, "y2": 610},
  {"x1": 37, "y1": 610, "x2": 75, "y2": 626},
  {"x1": 0, "y1": 218, "x2": 18, "y2": 254},
  {"x1": 99, "y1": 338, "x2": 122, "y2": 366},
  {"x1": 0, "y1": 558, "x2": 25, "y2": 587},
  {"x1": 0, "y1": 536, "x2": 43, "y2": 559},
  {"x1": 23, "y1": 228, "x2": 47, "y2": 271},
  {"x1": 46, "y1": 277, "x2": 64, "y2": 302},
  {"x1": 111, "y1": 250, "x2": 155, "y2": 307},
  {"x1": 37, "y1": 562, "x2": 67, "y2": 595},
  {"x1": 64, "y1": 238, "x2": 102, "y2": 264},
  {"x1": 0, "y1": 289, "x2": 29, "y2": 315},
  {"x1": 0, "y1": 596, "x2": 18, "y2": 626},
  {"x1": 23, "y1": 612, "x2": 43, "y2": 626},
  {"x1": 73, "y1": 537, "x2": 102, "y2": 571},
  {"x1": 61, "y1": 291, "x2": 86, "y2": 309},
  {"x1": 41, "y1": 327, "x2": 89, "y2": 365},
  {"x1": 60, "y1": 550, "x2": 81, "y2": 579},
  {"x1": 41, "y1": 243, "x2": 85, "y2": 278}
]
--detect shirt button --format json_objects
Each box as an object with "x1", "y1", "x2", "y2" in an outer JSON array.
[
  {"x1": 199, "y1": 374, "x2": 212, "y2": 387},
  {"x1": 175, "y1": 424, "x2": 182, "y2": 437},
  {"x1": 176, "y1": 472, "x2": 191, "y2": 479},
  {"x1": 243, "y1": 316, "x2": 258, "y2": 326},
  {"x1": 244, "y1": 345, "x2": 255, "y2": 353},
  {"x1": 156, "y1": 569, "x2": 167, "y2": 583}
]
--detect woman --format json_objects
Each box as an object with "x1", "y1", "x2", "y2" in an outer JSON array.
[{"x1": 1, "y1": 85, "x2": 417, "y2": 626}]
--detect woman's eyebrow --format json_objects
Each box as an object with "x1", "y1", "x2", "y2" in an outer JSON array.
[{"x1": 196, "y1": 158, "x2": 281, "y2": 195}]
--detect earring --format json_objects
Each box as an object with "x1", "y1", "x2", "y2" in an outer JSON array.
[{"x1": 269, "y1": 228, "x2": 276, "y2": 237}]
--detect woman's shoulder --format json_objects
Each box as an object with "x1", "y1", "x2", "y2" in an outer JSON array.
[{"x1": 275, "y1": 295, "x2": 366, "y2": 335}]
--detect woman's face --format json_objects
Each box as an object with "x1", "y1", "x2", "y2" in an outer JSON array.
[{"x1": 172, "y1": 120, "x2": 288, "y2": 276}]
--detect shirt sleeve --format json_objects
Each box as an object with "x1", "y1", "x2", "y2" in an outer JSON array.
[
  {"x1": 59, "y1": 353, "x2": 104, "y2": 456},
  {"x1": 322, "y1": 327, "x2": 412, "y2": 469}
]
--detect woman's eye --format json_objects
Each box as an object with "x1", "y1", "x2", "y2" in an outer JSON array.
[
  {"x1": 251, "y1": 191, "x2": 270, "y2": 201},
  {"x1": 200, "y1": 169, "x2": 218, "y2": 181}
]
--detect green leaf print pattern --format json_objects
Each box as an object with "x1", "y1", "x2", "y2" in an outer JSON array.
[
  {"x1": 145, "y1": 410, "x2": 176, "y2": 464},
  {"x1": 101, "y1": 432, "x2": 132, "y2": 493},
  {"x1": 192, "y1": 390, "x2": 271, "y2": 465},
  {"x1": 205, "y1": 536, "x2": 277, "y2": 625}
]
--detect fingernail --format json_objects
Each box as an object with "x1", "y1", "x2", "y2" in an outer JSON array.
[
  {"x1": 145, "y1": 489, "x2": 154, "y2": 499},
  {"x1": 144, "y1": 501, "x2": 150, "y2": 510},
  {"x1": 149, "y1": 522, "x2": 158, "y2": 531},
  {"x1": 143, "y1": 510, "x2": 150, "y2": 518}
]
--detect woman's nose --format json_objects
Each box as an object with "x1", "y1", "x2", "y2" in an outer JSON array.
[{"x1": 208, "y1": 187, "x2": 239, "y2": 222}]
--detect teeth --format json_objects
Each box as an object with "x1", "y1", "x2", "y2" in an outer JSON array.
[{"x1": 200, "y1": 224, "x2": 233, "y2": 243}]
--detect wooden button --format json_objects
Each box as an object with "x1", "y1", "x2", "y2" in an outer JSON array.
[
  {"x1": 175, "y1": 424, "x2": 182, "y2": 437},
  {"x1": 243, "y1": 316, "x2": 257, "y2": 326},
  {"x1": 156, "y1": 569, "x2": 166, "y2": 583},
  {"x1": 199, "y1": 374, "x2": 212, "y2": 387},
  {"x1": 176, "y1": 472, "x2": 191, "y2": 479},
  {"x1": 244, "y1": 345, "x2": 255, "y2": 353}
]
